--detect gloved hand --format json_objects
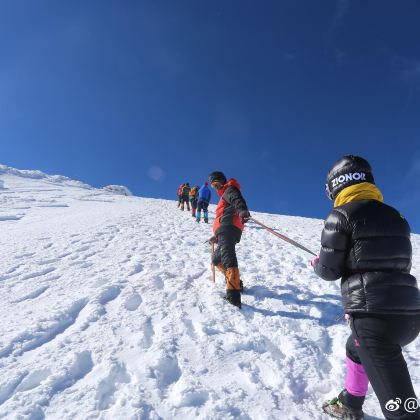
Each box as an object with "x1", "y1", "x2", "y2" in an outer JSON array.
[
  {"x1": 239, "y1": 210, "x2": 251, "y2": 224},
  {"x1": 311, "y1": 255, "x2": 319, "y2": 268},
  {"x1": 208, "y1": 236, "x2": 217, "y2": 244}
]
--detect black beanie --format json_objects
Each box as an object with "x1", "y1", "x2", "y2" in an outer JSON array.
[
  {"x1": 326, "y1": 155, "x2": 375, "y2": 200},
  {"x1": 208, "y1": 171, "x2": 227, "y2": 184}
]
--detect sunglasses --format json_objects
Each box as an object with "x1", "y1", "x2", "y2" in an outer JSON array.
[
  {"x1": 325, "y1": 183, "x2": 333, "y2": 200},
  {"x1": 211, "y1": 180, "x2": 223, "y2": 189}
]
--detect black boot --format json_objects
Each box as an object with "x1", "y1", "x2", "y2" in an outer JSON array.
[
  {"x1": 240, "y1": 280, "x2": 244, "y2": 293},
  {"x1": 322, "y1": 390, "x2": 364, "y2": 419},
  {"x1": 224, "y1": 290, "x2": 241, "y2": 309}
]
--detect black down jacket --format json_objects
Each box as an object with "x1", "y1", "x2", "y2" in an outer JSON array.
[{"x1": 314, "y1": 199, "x2": 420, "y2": 314}]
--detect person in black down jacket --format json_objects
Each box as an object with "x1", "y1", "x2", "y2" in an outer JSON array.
[{"x1": 312, "y1": 155, "x2": 420, "y2": 420}]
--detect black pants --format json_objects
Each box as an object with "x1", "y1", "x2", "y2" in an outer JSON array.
[
  {"x1": 347, "y1": 314, "x2": 420, "y2": 419},
  {"x1": 190, "y1": 198, "x2": 198, "y2": 209},
  {"x1": 197, "y1": 200, "x2": 209, "y2": 212},
  {"x1": 212, "y1": 230, "x2": 241, "y2": 269}
]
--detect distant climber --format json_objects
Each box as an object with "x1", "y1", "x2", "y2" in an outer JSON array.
[
  {"x1": 177, "y1": 183, "x2": 184, "y2": 208},
  {"x1": 196, "y1": 182, "x2": 211, "y2": 223},
  {"x1": 189, "y1": 185, "x2": 199, "y2": 218},
  {"x1": 180, "y1": 183, "x2": 191, "y2": 211}
]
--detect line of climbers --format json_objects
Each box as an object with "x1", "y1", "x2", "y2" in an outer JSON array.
[
  {"x1": 177, "y1": 181, "x2": 212, "y2": 224},
  {"x1": 178, "y1": 160, "x2": 420, "y2": 420}
]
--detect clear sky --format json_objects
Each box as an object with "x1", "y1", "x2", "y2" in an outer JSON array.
[{"x1": 1, "y1": 1, "x2": 420, "y2": 232}]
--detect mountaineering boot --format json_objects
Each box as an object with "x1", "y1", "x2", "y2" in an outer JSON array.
[
  {"x1": 224, "y1": 267, "x2": 241, "y2": 308},
  {"x1": 322, "y1": 390, "x2": 364, "y2": 420},
  {"x1": 240, "y1": 279, "x2": 244, "y2": 292},
  {"x1": 224, "y1": 290, "x2": 241, "y2": 309},
  {"x1": 204, "y1": 218, "x2": 208, "y2": 223},
  {"x1": 204, "y1": 211, "x2": 208, "y2": 223}
]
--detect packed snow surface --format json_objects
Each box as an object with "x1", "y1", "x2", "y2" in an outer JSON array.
[{"x1": 0, "y1": 165, "x2": 419, "y2": 420}]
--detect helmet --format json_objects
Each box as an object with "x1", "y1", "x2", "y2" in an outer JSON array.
[
  {"x1": 204, "y1": 182, "x2": 208, "y2": 186},
  {"x1": 208, "y1": 171, "x2": 227, "y2": 184},
  {"x1": 325, "y1": 155, "x2": 375, "y2": 200}
]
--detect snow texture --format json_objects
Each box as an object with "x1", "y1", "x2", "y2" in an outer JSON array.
[
  {"x1": 0, "y1": 165, "x2": 419, "y2": 420},
  {"x1": 102, "y1": 185, "x2": 133, "y2": 196}
]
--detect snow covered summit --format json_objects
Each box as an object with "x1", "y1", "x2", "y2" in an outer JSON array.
[{"x1": 0, "y1": 165, "x2": 419, "y2": 419}]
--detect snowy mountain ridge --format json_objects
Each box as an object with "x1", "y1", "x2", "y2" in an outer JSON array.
[
  {"x1": 0, "y1": 165, "x2": 132, "y2": 196},
  {"x1": 0, "y1": 164, "x2": 93, "y2": 190},
  {"x1": 0, "y1": 166, "x2": 419, "y2": 419}
]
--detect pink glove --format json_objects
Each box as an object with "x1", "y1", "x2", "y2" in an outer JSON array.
[{"x1": 311, "y1": 256, "x2": 319, "y2": 268}]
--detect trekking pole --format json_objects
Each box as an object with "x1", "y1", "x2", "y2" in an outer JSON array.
[
  {"x1": 210, "y1": 241, "x2": 216, "y2": 282},
  {"x1": 249, "y1": 217, "x2": 317, "y2": 257}
]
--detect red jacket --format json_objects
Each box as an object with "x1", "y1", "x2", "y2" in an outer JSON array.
[
  {"x1": 213, "y1": 179, "x2": 248, "y2": 236},
  {"x1": 177, "y1": 184, "x2": 184, "y2": 196}
]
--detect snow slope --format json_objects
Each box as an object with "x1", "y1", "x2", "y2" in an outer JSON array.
[{"x1": 0, "y1": 166, "x2": 419, "y2": 420}]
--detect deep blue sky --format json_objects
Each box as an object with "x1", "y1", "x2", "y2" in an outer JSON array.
[{"x1": 1, "y1": 1, "x2": 420, "y2": 232}]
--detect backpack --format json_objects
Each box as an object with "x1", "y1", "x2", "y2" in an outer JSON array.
[{"x1": 190, "y1": 186, "x2": 198, "y2": 197}]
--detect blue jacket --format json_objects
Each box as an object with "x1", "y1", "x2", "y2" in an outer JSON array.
[{"x1": 198, "y1": 185, "x2": 211, "y2": 203}]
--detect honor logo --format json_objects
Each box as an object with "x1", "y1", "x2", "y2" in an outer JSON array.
[{"x1": 331, "y1": 172, "x2": 366, "y2": 188}]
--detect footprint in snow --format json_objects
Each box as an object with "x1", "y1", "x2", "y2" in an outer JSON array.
[
  {"x1": 129, "y1": 262, "x2": 144, "y2": 276},
  {"x1": 76, "y1": 245, "x2": 90, "y2": 253},
  {"x1": 0, "y1": 214, "x2": 24, "y2": 221},
  {"x1": 153, "y1": 277, "x2": 164, "y2": 290},
  {"x1": 140, "y1": 318, "x2": 154, "y2": 349},
  {"x1": 49, "y1": 351, "x2": 94, "y2": 394},
  {"x1": 96, "y1": 285, "x2": 121, "y2": 305},
  {"x1": 149, "y1": 355, "x2": 181, "y2": 389},
  {"x1": 21, "y1": 266, "x2": 56, "y2": 281},
  {"x1": 13, "y1": 285, "x2": 49, "y2": 303},
  {"x1": 170, "y1": 379, "x2": 209, "y2": 408},
  {"x1": 15, "y1": 252, "x2": 36, "y2": 259},
  {"x1": 95, "y1": 362, "x2": 131, "y2": 411},
  {"x1": 124, "y1": 293, "x2": 142, "y2": 311},
  {"x1": 38, "y1": 258, "x2": 60, "y2": 265}
]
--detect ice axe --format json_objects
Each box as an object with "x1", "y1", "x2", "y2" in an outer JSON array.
[
  {"x1": 249, "y1": 217, "x2": 317, "y2": 257},
  {"x1": 205, "y1": 237, "x2": 216, "y2": 282},
  {"x1": 210, "y1": 240, "x2": 216, "y2": 282}
]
